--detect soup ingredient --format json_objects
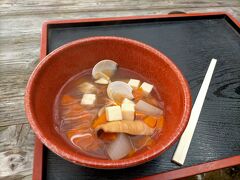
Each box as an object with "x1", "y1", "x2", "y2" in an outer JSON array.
[
  {"x1": 92, "y1": 113, "x2": 107, "y2": 129},
  {"x1": 105, "y1": 106, "x2": 123, "y2": 121},
  {"x1": 68, "y1": 130, "x2": 106, "y2": 158},
  {"x1": 136, "y1": 100, "x2": 163, "y2": 116},
  {"x1": 107, "y1": 81, "x2": 134, "y2": 103},
  {"x1": 61, "y1": 95, "x2": 77, "y2": 105},
  {"x1": 140, "y1": 82, "x2": 153, "y2": 96},
  {"x1": 135, "y1": 111, "x2": 146, "y2": 120},
  {"x1": 78, "y1": 82, "x2": 96, "y2": 93},
  {"x1": 156, "y1": 115, "x2": 164, "y2": 129},
  {"x1": 121, "y1": 102, "x2": 135, "y2": 121},
  {"x1": 92, "y1": 60, "x2": 118, "y2": 79},
  {"x1": 95, "y1": 77, "x2": 109, "y2": 85},
  {"x1": 99, "y1": 132, "x2": 117, "y2": 141},
  {"x1": 97, "y1": 98, "x2": 117, "y2": 117},
  {"x1": 143, "y1": 116, "x2": 158, "y2": 128},
  {"x1": 104, "y1": 98, "x2": 118, "y2": 106},
  {"x1": 128, "y1": 79, "x2": 140, "y2": 89},
  {"x1": 107, "y1": 133, "x2": 133, "y2": 160},
  {"x1": 95, "y1": 72, "x2": 110, "y2": 81},
  {"x1": 98, "y1": 107, "x2": 105, "y2": 117},
  {"x1": 96, "y1": 120, "x2": 154, "y2": 136},
  {"x1": 127, "y1": 149, "x2": 136, "y2": 158},
  {"x1": 81, "y1": 94, "x2": 96, "y2": 105},
  {"x1": 122, "y1": 98, "x2": 134, "y2": 105},
  {"x1": 56, "y1": 60, "x2": 164, "y2": 160},
  {"x1": 133, "y1": 88, "x2": 144, "y2": 101}
]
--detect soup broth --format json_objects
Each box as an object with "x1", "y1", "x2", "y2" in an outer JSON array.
[{"x1": 54, "y1": 63, "x2": 164, "y2": 160}]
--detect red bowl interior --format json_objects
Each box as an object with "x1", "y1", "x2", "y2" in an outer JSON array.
[{"x1": 25, "y1": 36, "x2": 191, "y2": 169}]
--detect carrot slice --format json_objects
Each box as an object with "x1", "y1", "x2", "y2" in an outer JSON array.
[
  {"x1": 133, "y1": 88, "x2": 144, "y2": 101},
  {"x1": 156, "y1": 115, "x2": 164, "y2": 129},
  {"x1": 100, "y1": 132, "x2": 117, "y2": 141},
  {"x1": 143, "y1": 116, "x2": 158, "y2": 128},
  {"x1": 127, "y1": 149, "x2": 136, "y2": 158},
  {"x1": 146, "y1": 138, "x2": 155, "y2": 146},
  {"x1": 92, "y1": 113, "x2": 107, "y2": 128},
  {"x1": 61, "y1": 95, "x2": 76, "y2": 105}
]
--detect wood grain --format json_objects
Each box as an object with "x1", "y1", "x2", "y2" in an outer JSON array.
[
  {"x1": 0, "y1": 0, "x2": 240, "y2": 179},
  {"x1": 0, "y1": 124, "x2": 34, "y2": 179}
]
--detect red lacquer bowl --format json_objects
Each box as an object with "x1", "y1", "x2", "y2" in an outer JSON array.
[{"x1": 25, "y1": 36, "x2": 191, "y2": 169}]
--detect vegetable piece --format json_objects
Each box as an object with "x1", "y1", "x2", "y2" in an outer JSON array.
[
  {"x1": 122, "y1": 98, "x2": 134, "y2": 105},
  {"x1": 92, "y1": 60, "x2": 118, "y2": 79},
  {"x1": 98, "y1": 98, "x2": 118, "y2": 117},
  {"x1": 121, "y1": 103, "x2": 135, "y2": 121},
  {"x1": 107, "y1": 81, "x2": 134, "y2": 103},
  {"x1": 140, "y1": 82, "x2": 153, "y2": 95},
  {"x1": 61, "y1": 95, "x2": 76, "y2": 105},
  {"x1": 128, "y1": 79, "x2": 140, "y2": 89},
  {"x1": 135, "y1": 100, "x2": 163, "y2": 116},
  {"x1": 107, "y1": 133, "x2": 133, "y2": 160},
  {"x1": 135, "y1": 111, "x2": 146, "y2": 120},
  {"x1": 133, "y1": 88, "x2": 144, "y2": 101},
  {"x1": 100, "y1": 132, "x2": 117, "y2": 141},
  {"x1": 96, "y1": 120, "x2": 154, "y2": 136},
  {"x1": 81, "y1": 94, "x2": 96, "y2": 105},
  {"x1": 69, "y1": 132, "x2": 103, "y2": 153},
  {"x1": 95, "y1": 77, "x2": 109, "y2": 85},
  {"x1": 156, "y1": 115, "x2": 164, "y2": 129},
  {"x1": 98, "y1": 106, "x2": 105, "y2": 117},
  {"x1": 66, "y1": 128, "x2": 99, "y2": 151},
  {"x1": 105, "y1": 106, "x2": 123, "y2": 121},
  {"x1": 143, "y1": 116, "x2": 158, "y2": 128},
  {"x1": 146, "y1": 138, "x2": 155, "y2": 148},
  {"x1": 127, "y1": 149, "x2": 136, "y2": 158},
  {"x1": 104, "y1": 98, "x2": 118, "y2": 106},
  {"x1": 78, "y1": 82, "x2": 96, "y2": 93},
  {"x1": 92, "y1": 113, "x2": 107, "y2": 129}
]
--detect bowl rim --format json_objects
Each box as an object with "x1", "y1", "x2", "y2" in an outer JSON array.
[{"x1": 25, "y1": 36, "x2": 192, "y2": 169}]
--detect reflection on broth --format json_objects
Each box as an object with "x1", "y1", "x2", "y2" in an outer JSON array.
[{"x1": 54, "y1": 60, "x2": 164, "y2": 160}]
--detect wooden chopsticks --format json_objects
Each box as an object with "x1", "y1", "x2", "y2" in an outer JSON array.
[{"x1": 172, "y1": 58, "x2": 217, "y2": 165}]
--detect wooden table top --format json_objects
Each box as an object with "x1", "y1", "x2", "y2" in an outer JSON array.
[{"x1": 1, "y1": 1, "x2": 240, "y2": 179}]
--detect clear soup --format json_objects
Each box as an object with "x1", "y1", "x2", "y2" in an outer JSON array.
[{"x1": 54, "y1": 67, "x2": 164, "y2": 160}]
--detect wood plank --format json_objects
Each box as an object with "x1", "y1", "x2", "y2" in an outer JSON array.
[
  {"x1": 5, "y1": 175, "x2": 32, "y2": 180},
  {"x1": 1, "y1": 0, "x2": 239, "y2": 16},
  {"x1": 0, "y1": 124, "x2": 34, "y2": 179}
]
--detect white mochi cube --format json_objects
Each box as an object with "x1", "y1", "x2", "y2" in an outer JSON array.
[
  {"x1": 81, "y1": 94, "x2": 96, "y2": 105},
  {"x1": 105, "y1": 106, "x2": 123, "y2": 121}
]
